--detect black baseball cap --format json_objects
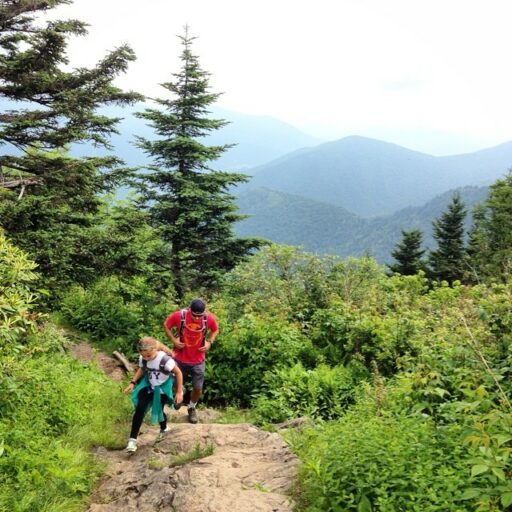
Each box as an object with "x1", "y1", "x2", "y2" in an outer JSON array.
[{"x1": 190, "y1": 298, "x2": 206, "y2": 314}]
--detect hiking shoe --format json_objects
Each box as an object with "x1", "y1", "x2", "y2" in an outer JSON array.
[
  {"x1": 187, "y1": 407, "x2": 198, "y2": 424},
  {"x1": 126, "y1": 438, "x2": 137, "y2": 453},
  {"x1": 156, "y1": 426, "x2": 170, "y2": 442},
  {"x1": 174, "y1": 400, "x2": 184, "y2": 411}
]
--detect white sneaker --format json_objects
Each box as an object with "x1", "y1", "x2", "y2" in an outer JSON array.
[
  {"x1": 126, "y1": 438, "x2": 137, "y2": 453},
  {"x1": 156, "y1": 426, "x2": 170, "y2": 442}
]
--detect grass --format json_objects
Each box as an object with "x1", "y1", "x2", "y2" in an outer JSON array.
[
  {"x1": 148, "y1": 457, "x2": 166, "y2": 470},
  {"x1": 242, "y1": 482, "x2": 270, "y2": 492},
  {"x1": 169, "y1": 442, "x2": 215, "y2": 467},
  {"x1": 215, "y1": 406, "x2": 256, "y2": 424}
]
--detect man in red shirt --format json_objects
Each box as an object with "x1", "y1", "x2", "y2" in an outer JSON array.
[{"x1": 163, "y1": 298, "x2": 219, "y2": 423}]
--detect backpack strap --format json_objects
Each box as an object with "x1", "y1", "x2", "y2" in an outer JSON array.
[
  {"x1": 179, "y1": 308, "x2": 187, "y2": 338},
  {"x1": 141, "y1": 353, "x2": 173, "y2": 376},
  {"x1": 180, "y1": 308, "x2": 208, "y2": 341},
  {"x1": 158, "y1": 353, "x2": 172, "y2": 375}
]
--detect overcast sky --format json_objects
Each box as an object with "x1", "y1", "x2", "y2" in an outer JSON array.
[{"x1": 48, "y1": 0, "x2": 512, "y2": 155}]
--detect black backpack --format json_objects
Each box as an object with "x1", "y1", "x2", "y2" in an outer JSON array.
[{"x1": 141, "y1": 353, "x2": 173, "y2": 376}]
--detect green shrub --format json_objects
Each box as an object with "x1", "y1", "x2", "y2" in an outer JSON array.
[
  {"x1": 289, "y1": 408, "x2": 472, "y2": 512},
  {"x1": 0, "y1": 336, "x2": 129, "y2": 511},
  {"x1": 206, "y1": 313, "x2": 315, "y2": 406},
  {"x1": 60, "y1": 276, "x2": 174, "y2": 355},
  {"x1": 0, "y1": 231, "x2": 40, "y2": 351},
  {"x1": 309, "y1": 304, "x2": 424, "y2": 375},
  {"x1": 252, "y1": 362, "x2": 367, "y2": 423}
]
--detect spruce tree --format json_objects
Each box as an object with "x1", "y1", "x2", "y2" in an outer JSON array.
[
  {"x1": 468, "y1": 172, "x2": 512, "y2": 281},
  {"x1": 0, "y1": 0, "x2": 141, "y2": 291},
  {"x1": 387, "y1": 229, "x2": 425, "y2": 275},
  {"x1": 135, "y1": 29, "x2": 262, "y2": 299},
  {"x1": 428, "y1": 193, "x2": 467, "y2": 284}
]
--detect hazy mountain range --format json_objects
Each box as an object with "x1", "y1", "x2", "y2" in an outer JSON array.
[
  {"x1": 238, "y1": 135, "x2": 512, "y2": 217},
  {"x1": 73, "y1": 104, "x2": 323, "y2": 170},
  {"x1": 3, "y1": 99, "x2": 510, "y2": 263},
  {"x1": 231, "y1": 131, "x2": 512, "y2": 262}
]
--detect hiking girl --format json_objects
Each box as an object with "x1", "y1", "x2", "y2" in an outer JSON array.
[{"x1": 123, "y1": 336, "x2": 183, "y2": 453}]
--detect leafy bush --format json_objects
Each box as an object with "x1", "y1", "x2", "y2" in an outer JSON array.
[
  {"x1": 285, "y1": 272, "x2": 512, "y2": 511},
  {"x1": 308, "y1": 276, "x2": 428, "y2": 375},
  {"x1": 220, "y1": 245, "x2": 339, "y2": 323},
  {"x1": 60, "y1": 276, "x2": 173, "y2": 355},
  {"x1": 0, "y1": 327, "x2": 130, "y2": 511},
  {"x1": 289, "y1": 408, "x2": 472, "y2": 512},
  {"x1": 252, "y1": 362, "x2": 367, "y2": 423},
  {"x1": 206, "y1": 313, "x2": 315, "y2": 406},
  {"x1": 0, "y1": 230, "x2": 40, "y2": 351}
]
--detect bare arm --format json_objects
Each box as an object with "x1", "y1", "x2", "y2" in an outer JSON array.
[
  {"x1": 172, "y1": 365, "x2": 184, "y2": 404},
  {"x1": 199, "y1": 327, "x2": 219, "y2": 353},
  {"x1": 163, "y1": 321, "x2": 184, "y2": 349},
  {"x1": 123, "y1": 367, "x2": 143, "y2": 394}
]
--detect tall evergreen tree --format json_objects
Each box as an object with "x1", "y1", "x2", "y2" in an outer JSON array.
[
  {"x1": 387, "y1": 229, "x2": 425, "y2": 275},
  {"x1": 135, "y1": 29, "x2": 262, "y2": 299},
  {"x1": 0, "y1": 0, "x2": 141, "y2": 291},
  {"x1": 428, "y1": 193, "x2": 467, "y2": 284},
  {"x1": 468, "y1": 172, "x2": 512, "y2": 282}
]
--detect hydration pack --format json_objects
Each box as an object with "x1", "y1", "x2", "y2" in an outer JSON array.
[{"x1": 179, "y1": 308, "x2": 207, "y2": 345}]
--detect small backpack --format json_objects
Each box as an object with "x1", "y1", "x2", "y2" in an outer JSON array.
[
  {"x1": 179, "y1": 308, "x2": 208, "y2": 345},
  {"x1": 141, "y1": 353, "x2": 173, "y2": 376}
]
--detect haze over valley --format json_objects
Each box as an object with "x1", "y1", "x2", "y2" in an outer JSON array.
[{"x1": 88, "y1": 105, "x2": 512, "y2": 263}]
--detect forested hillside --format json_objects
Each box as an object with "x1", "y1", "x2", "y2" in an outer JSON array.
[
  {"x1": 236, "y1": 185, "x2": 489, "y2": 262},
  {"x1": 1, "y1": 3, "x2": 512, "y2": 512},
  {"x1": 238, "y1": 136, "x2": 512, "y2": 217}
]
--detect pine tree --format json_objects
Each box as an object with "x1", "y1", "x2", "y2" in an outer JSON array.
[
  {"x1": 428, "y1": 193, "x2": 467, "y2": 284},
  {"x1": 0, "y1": 0, "x2": 141, "y2": 291},
  {"x1": 468, "y1": 172, "x2": 512, "y2": 281},
  {"x1": 387, "y1": 229, "x2": 425, "y2": 275},
  {"x1": 135, "y1": 28, "x2": 263, "y2": 299}
]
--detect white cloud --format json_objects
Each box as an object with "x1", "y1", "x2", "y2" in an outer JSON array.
[{"x1": 47, "y1": 0, "x2": 512, "y2": 154}]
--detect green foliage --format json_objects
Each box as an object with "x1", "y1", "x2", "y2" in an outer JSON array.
[
  {"x1": 0, "y1": 325, "x2": 129, "y2": 511},
  {"x1": 252, "y1": 362, "x2": 366, "y2": 424},
  {"x1": 206, "y1": 312, "x2": 313, "y2": 406},
  {"x1": 387, "y1": 228, "x2": 426, "y2": 275},
  {"x1": 0, "y1": 236, "x2": 130, "y2": 510},
  {"x1": 0, "y1": 1, "x2": 141, "y2": 296},
  {"x1": 220, "y1": 245, "x2": 336, "y2": 322},
  {"x1": 307, "y1": 272, "x2": 429, "y2": 374},
  {"x1": 289, "y1": 408, "x2": 471, "y2": 512},
  {"x1": 81, "y1": 197, "x2": 165, "y2": 284},
  {"x1": 0, "y1": 230, "x2": 39, "y2": 350},
  {"x1": 283, "y1": 268, "x2": 512, "y2": 511},
  {"x1": 60, "y1": 276, "x2": 172, "y2": 355},
  {"x1": 468, "y1": 172, "x2": 512, "y2": 282}
]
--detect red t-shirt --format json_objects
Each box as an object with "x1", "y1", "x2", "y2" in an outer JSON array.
[{"x1": 164, "y1": 309, "x2": 219, "y2": 364}]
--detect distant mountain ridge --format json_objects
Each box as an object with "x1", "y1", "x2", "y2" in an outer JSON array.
[
  {"x1": 72, "y1": 103, "x2": 323, "y2": 171},
  {"x1": 239, "y1": 136, "x2": 512, "y2": 217},
  {"x1": 235, "y1": 185, "x2": 489, "y2": 263}
]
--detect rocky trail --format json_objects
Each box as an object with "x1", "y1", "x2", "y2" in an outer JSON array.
[{"x1": 69, "y1": 340, "x2": 299, "y2": 512}]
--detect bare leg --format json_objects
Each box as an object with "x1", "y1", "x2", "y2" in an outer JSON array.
[{"x1": 190, "y1": 388, "x2": 202, "y2": 404}]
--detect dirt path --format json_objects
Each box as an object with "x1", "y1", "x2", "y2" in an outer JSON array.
[{"x1": 68, "y1": 338, "x2": 299, "y2": 512}]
